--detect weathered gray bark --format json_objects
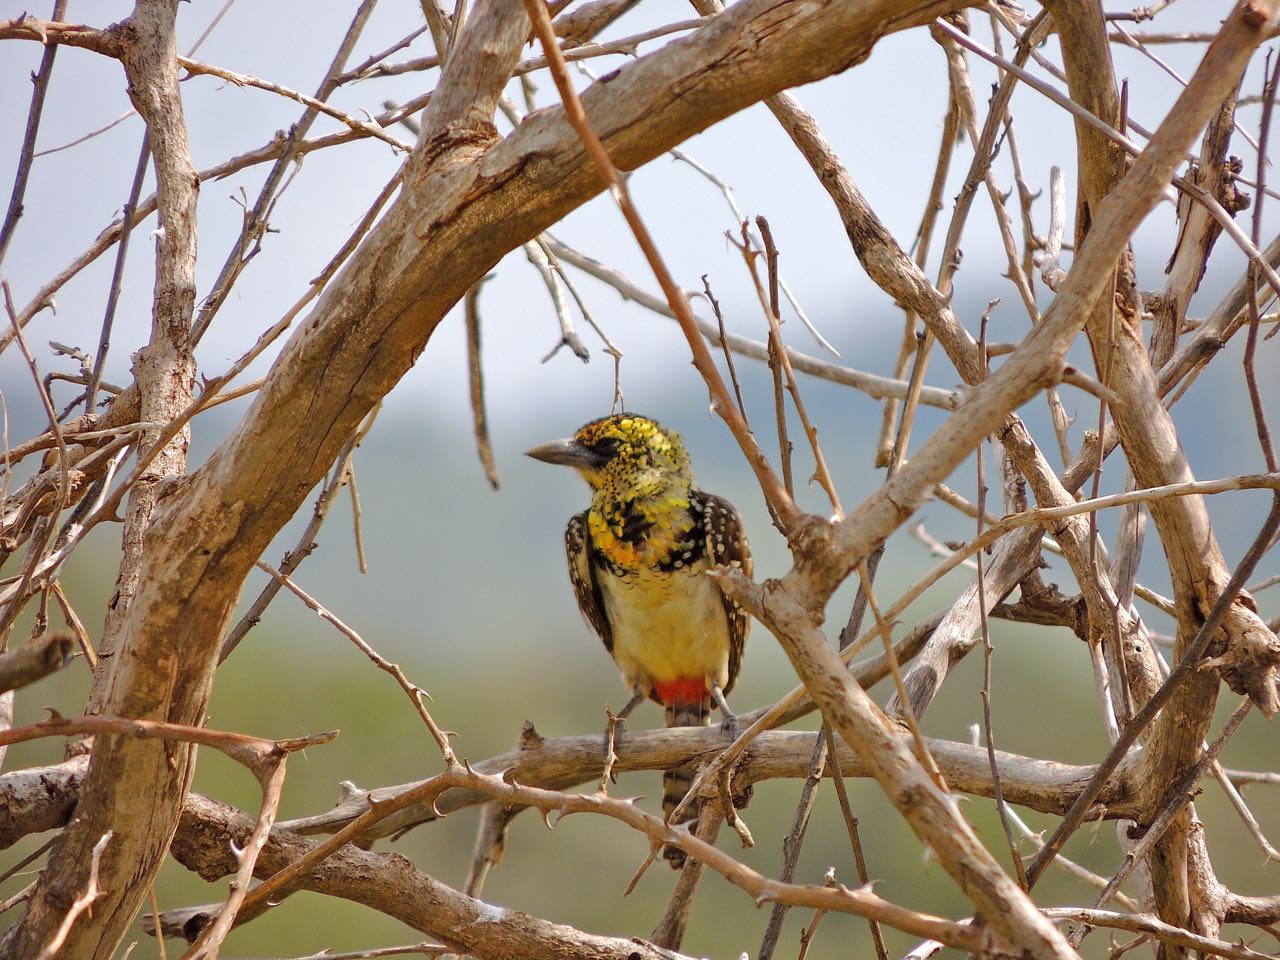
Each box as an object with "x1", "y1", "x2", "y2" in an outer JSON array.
[{"x1": 4, "y1": 1, "x2": 198, "y2": 956}]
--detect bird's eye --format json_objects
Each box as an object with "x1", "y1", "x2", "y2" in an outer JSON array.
[{"x1": 594, "y1": 436, "x2": 622, "y2": 455}]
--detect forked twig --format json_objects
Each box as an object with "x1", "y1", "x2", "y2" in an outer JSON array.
[
  {"x1": 33, "y1": 832, "x2": 112, "y2": 960},
  {"x1": 736, "y1": 221, "x2": 842, "y2": 517}
]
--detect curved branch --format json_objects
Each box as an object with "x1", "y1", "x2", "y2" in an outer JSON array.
[
  {"x1": 279, "y1": 728, "x2": 1126, "y2": 840},
  {"x1": 173, "y1": 793, "x2": 697, "y2": 960}
]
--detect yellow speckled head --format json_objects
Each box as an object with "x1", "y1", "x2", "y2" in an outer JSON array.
[
  {"x1": 575, "y1": 414, "x2": 690, "y2": 486},
  {"x1": 526, "y1": 413, "x2": 692, "y2": 494},
  {"x1": 528, "y1": 414, "x2": 699, "y2": 569}
]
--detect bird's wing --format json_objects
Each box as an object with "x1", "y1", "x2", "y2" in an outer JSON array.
[
  {"x1": 695, "y1": 491, "x2": 752, "y2": 694},
  {"x1": 566, "y1": 511, "x2": 613, "y2": 655}
]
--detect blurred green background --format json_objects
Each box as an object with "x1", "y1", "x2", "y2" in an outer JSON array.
[{"x1": 3, "y1": 340, "x2": 1277, "y2": 959}]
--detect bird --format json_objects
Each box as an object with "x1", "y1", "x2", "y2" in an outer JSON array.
[{"x1": 527, "y1": 413, "x2": 751, "y2": 867}]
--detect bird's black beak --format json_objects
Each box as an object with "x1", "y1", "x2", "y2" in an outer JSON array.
[{"x1": 525, "y1": 438, "x2": 605, "y2": 470}]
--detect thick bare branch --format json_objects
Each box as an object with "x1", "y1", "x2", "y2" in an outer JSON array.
[
  {"x1": 0, "y1": 632, "x2": 73, "y2": 694},
  {"x1": 7, "y1": 1, "x2": 200, "y2": 954},
  {"x1": 0, "y1": 726, "x2": 1128, "y2": 852},
  {"x1": 0, "y1": 15, "x2": 125, "y2": 56}
]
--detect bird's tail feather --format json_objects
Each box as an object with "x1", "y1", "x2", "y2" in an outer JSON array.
[{"x1": 662, "y1": 691, "x2": 710, "y2": 868}]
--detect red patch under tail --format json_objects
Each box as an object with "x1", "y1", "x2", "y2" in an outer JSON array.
[{"x1": 653, "y1": 676, "x2": 708, "y2": 707}]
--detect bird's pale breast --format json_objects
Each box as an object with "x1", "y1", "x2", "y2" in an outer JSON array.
[{"x1": 597, "y1": 557, "x2": 732, "y2": 695}]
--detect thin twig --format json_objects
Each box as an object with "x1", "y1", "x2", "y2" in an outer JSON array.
[
  {"x1": 87, "y1": 138, "x2": 150, "y2": 414},
  {"x1": 220, "y1": 407, "x2": 381, "y2": 662},
  {"x1": 520, "y1": 0, "x2": 801, "y2": 529},
  {"x1": 33, "y1": 108, "x2": 134, "y2": 158},
  {"x1": 756, "y1": 218, "x2": 793, "y2": 501},
  {"x1": 855, "y1": 561, "x2": 943, "y2": 787},
  {"x1": 0, "y1": 0, "x2": 68, "y2": 270},
  {"x1": 346, "y1": 462, "x2": 369, "y2": 575},
  {"x1": 910, "y1": 522, "x2": 979, "y2": 570},
  {"x1": 1212, "y1": 760, "x2": 1280, "y2": 860},
  {"x1": 757, "y1": 734, "x2": 826, "y2": 960},
  {"x1": 48, "y1": 582, "x2": 94, "y2": 669},
  {"x1": 528, "y1": 239, "x2": 590, "y2": 363},
  {"x1": 701, "y1": 275, "x2": 747, "y2": 421},
  {"x1": 181, "y1": 758, "x2": 290, "y2": 960},
  {"x1": 823, "y1": 726, "x2": 889, "y2": 960},
  {"x1": 1245, "y1": 48, "x2": 1280, "y2": 473},
  {"x1": 33, "y1": 831, "x2": 112, "y2": 960},
  {"x1": 0, "y1": 837, "x2": 55, "y2": 891},
  {"x1": 736, "y1": 223, "x2": 842, "y2": 518},
  {"x1": 881, "y1": 86, "x2": 960, "y2": 466},
  {"x1": 177, "y1": 56, "x2": 410, "y2": 152},
  {"x1": 337, "y1": 24, "x2": 431, "y2": 83},
  {"x1": 149, "y1": 884, "x2": 169, "y2": 960},
  {"x1": 537, "y1": 236, "x2": 625, "y2": 387},
  {"x1": 975, "y1": 314, "x2": 1025, "y2": 888},
  {"x1": 266, "y1": 947, "x2": 448, "y2": 960},
  {"x1": 256, "y1": 562, "x2": 455, "y2": 763},
  {"x1": 465, "y1": 280, "x2": 500, "y2": 489}
]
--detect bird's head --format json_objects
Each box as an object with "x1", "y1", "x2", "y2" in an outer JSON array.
[{"x1": 526, "y1": 413, "x2": 692, "y2": 497}]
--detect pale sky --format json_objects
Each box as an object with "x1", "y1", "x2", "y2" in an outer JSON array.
[{"x1": 2, "y1": 0, "x2": 1246, "y2": 440}]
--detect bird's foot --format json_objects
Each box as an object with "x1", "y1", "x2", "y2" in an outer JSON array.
[
  {"x1": 663, "y1": 817, "x2": 697, "y2": 870},
  {"x1": 711, "y1": 683, "x2": 739, "y2": 737}
]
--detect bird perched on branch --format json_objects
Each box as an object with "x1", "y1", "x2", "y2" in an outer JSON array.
[{"x1": 527, "y1": 413, "x2": 751, "y2": 866}]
